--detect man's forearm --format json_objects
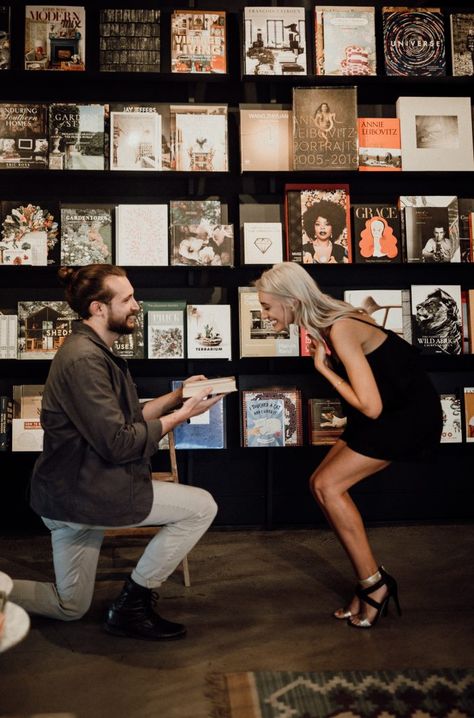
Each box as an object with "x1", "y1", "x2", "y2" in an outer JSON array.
[{"x1": 142, "y1": 389, "x2": 182, "y2": 420}]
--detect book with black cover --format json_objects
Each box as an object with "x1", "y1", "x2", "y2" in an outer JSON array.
[
  {"x1": 113, "y1": 301, "x2": 144, "y2": 360},
  {"x1": 411, "y1": 285, "x2": 462, "y2": 355},
  {"x1": 382, "y1": 6, "x2": 446, "y2": 77},
  {"x1": 0, "y1": 103, "x2": 48, "y2": 169},
  {"x1": 100, "y1": 9, "x2": 160, "y2": 73}
]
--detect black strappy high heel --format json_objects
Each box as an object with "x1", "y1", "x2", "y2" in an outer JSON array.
[
  {"x1": 348, "y1": 567, "x2": 402, "y2": 629},
  {"x1": 333, "y1": 565, "x2": 388, "y2": 621}
]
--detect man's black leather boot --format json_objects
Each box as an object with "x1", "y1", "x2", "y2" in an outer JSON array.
[{"x1": 104, "y1": 577, "x2": 187, "y2": 640}]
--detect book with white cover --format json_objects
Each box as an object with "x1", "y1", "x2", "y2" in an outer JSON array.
[
  {"x1": 238, "y1": 287, "x2": 299, "y2": 358},
  {"x1": 243, "y1": 6, "x2": 307, "y2": 76},
  {"x1": 0, "y1": 310, "x2": 17, "y2": 359},
  {"x1": 173, "y1": 106, "x2": 227, "y2": 172},
  {"x1": 243, "y1": 222, "x2": 283, "y2": 264},
  {"x1": 410, "y1": 285, "x2": 463, "y2": 355},
  {"x1": 116, "y1": 204, "x2": 168, "y2": 266},
  {"x1": 440, "y1": 394, "x2": 462, "y2": 443},
  {"x1": 239, "y1": 105, "x2": 292, "y2": 171},
  {"x1": 396, "y1": 96, "x2": 474, "y2": 172},
  {"x1": 146, "y1": 302, "x2": 185, "y2": 359},
  {"x1": 110, "y1": 111, "x2": 161, "y2": 171},
  {"x1": 186, "y1": 304, "x2": 231, "y2": 360}
]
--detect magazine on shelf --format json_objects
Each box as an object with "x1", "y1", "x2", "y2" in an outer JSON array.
[
  {"x1": 24, "y1": 5, "x2": 86, "y2": 71},
  {"x1": 382, "y1": 6, "x2": 446, "y2": 76},
  {"x1": 171, "y1": 380, "x2": 226, "y2": 450},
  {"x1": 357, "y1": 118, "x2": 401, "y2": 171},
  {"x1": 0, "y1": 103, "x2": 48, "y2": 169},
  {"x1": 186, "y1": 304, "x2": 231, "y2": 360},
  {"x1": 0, "y1": 6, "x2": 10, "y2": 70},
  {"x1": 144, "y1": 301, "x2": 186, "y2": 360},
  {"x1": 352, "y1": 204, "x2": 402, "y2": 264},
  {"x1": 450, "y1": 13, "x2": 474, "y2": 77},
  {"x1": 171, "y1": 104, "x2": 228, "y2": 172},
  {"x1": 400, "y1": 195, "x2": 460, "y2": 263},
  {"x1": 60, "y1": 204, "x2": 113, "y2": 266},
  {"x1": 0, "y1": 308, "x2": 17, "y2": 359},
  {"x1": 238, "y1": 287, "x2": 299, "y2": 358},
  {"x1": 171, "y1": 10, "x2": 226, "y2": 74},
  {"x1": 241, "y1": 387, "x2": 303, "y2": 447},
  {"x1": 243, "y1": 6, "x2": 307, "y2": 76},
  {"x1": 17, "y1": 300, "x2": 77, "y2": 360},
  {"x1": 49, "y1": 104, "x2": 105, "y2": 170},
  {"x1": 315, "y1": 6, "x2": 376, "y2": 76},
  {"x1": 99, "y1": 9, "x2": 160, "y2": 73},
  {"x1": 440, "y1": 394, "x2": 462, "y2": 443},
  {"x1": 1, "y1": 201, "x2": 59, "y2": 266},
  {"x1": 410, "y1": 285, "x2": 463, "y2": 355},
  {"x1": 239, "y1": 105, "x2": 292, "y2": 172},
  {"x1": 115, "y1": 204, "x2": 168, "y2": 267},
  {"x1": 308, "y1": 398, "x2": 347, "y2": 445}
]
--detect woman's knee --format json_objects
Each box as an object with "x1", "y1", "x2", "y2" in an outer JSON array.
[{"x1": 309, "y1": 470, "x2": 334, "y2": 507}]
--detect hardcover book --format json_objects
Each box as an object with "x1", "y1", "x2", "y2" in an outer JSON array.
[
  {"x1": 25, "y1": 5, "x2": 86, "y2": 71},
  {"x1": 463, "y1": 387, "x2": 474, "y2": 442},
  {"x1": 171, "y1": 10, "x2": 226, "y2": 74},
  {"x1": 12, "y1": 384, "x2": 44, "y2": 451},
  {"x1": 110, "y1": 110, "x2": 161, "y2": 171},
  {"x1": 145, "y1": 301, "x2": 186, "y2": 360},
  {"x1": 410, "y1": 285, "x2": 463, "y2": 355},
  {"x1": 285, "y1": 184, "x2": 351, "y2": 264},
  {"x1": 239, "y1": 105, "x2": 292, "y2": 172},
  {"x1": 186, "y1": 304, "x2": 232, "y2": 360},
  {"x1": 109, "y1": 102, "x2": 171, "y2": 171},
  {"x1": 468, "y1": 290, "x2": 474, "y2": 353},
  {"x1": 1, "y1": 201, "x2": 59, "y2": 266},
  {"x1": 113, "y1": 301, "x2": 144, "y2": 360},
  {"x1": 241, "y1": 388, "x2": 303, "y2": 447},
  {"x1": 171, "y1": 224, "x2": 233, "y2": 267},
  {"x1": 440, "y1": 394, "x2": 462, "y2": 443},
  {"x1": 344, "y1": 289, "x2": 405, "y2": 339},
  {"x1": 352, "y1": 204, "x2": 402, "y2": 264},
  {"x1": 450, "y1": 13, "x2": 474, "y2": 76},
  {"x1": 242, "y1": 222, "x2": 283, "y2": 265},
  {"x1": 169, "y1": 199, "x2": 222, "y2": 228},
  {"x1": 171, "y1": 380, "x2": 226, "y2": 450},
  {"x1": 0, "y1": 6, "x2": 10, "y2": 70},
  {"x1": 396, "y1": 96, "x2": 474, "y2": 172},
  {"x1": 60, "y1": 204, "x2": 113, "y2": 266},
  {"x1": 243, "y1": 6, "x2": 307, "y2": 76},
  {"x1": 308, "y1": 398, "x2": 347, "y2": 445},
  {"x1": 182, "y1": 376, "x2": 236, "y2": 398},
  {"x1": 171, "y1": 104, "x2": 228, "y2": 172},
  {"x1": 17, "y1": 300, "x2": 77, "y2": 359},
  {"x1": 315, "y1": 6, "x2": 376, "y2": 76},
  {"x1": 293, "y1": 86, "x2": 358, "y2": 171},
  {"x1": 0, "y1": 308, "x2": 17, "y2": 358},
  {"x1": 382, "y1": 6, "x2": 446, "y2": 76},
  {"x1": 115, "y1": 204, "x2": 168, "y2": 267},
  {"x1": 357, "y1": 118, "x2": 401, "y2": 171},
  {"x1": 0, "y1": 395, "x2": 13, "y2": 451},
  {"x1": 459, "y1": 198, "x2": 474, "y2": 262},
  {"x1": 49, "y1": 104, "x2": 105, "y2": 170},
  {"x1": 238, "y1": 287, "x2": 299, "y2": 358},
  {"x1": 99, "y1": 9, "x2": 161, "y2": 73},
  {"x1": 400, "y1": 196, "x2": 460, "y2": 263},
  {"x1": 0, "y1": 103, "x2": 48, "y2": 169}
]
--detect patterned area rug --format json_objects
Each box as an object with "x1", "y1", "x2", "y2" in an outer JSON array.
[{"x1": 210, "y1": 669, "x2": 474, "y2": 718}]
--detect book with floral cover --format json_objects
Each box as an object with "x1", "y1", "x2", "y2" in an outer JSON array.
[
  {"x1": 24, "y1": 5, "x2": 86, "y2": 71},
  {"x1": 0, "y1": 103, "x2": 48, "y2": 169},
  {"x1": 186, "y1": 304, "x2": 232, "y2": 360},
  {"x1": 1, "y1": 201, "x2": 59, "y2": 266},
  {"x1": 60, "y1": 204, "x2": 113, "y2": 266},
  {"x1": 144, "y1": 301, "x2": 186, "y2": 360}
]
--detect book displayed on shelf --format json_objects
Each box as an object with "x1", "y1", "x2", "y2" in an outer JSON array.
[
  {"x1": 24, "y1": 5, "x2": 86, "y2": 71},
  {"x1": 0, "y1": 308, "x2": 17, "y2": 359},
  {"x1": 144, "y1": 300, "x2": 186, "y2": 360},
  {"x1": 0, "y1": 103, "x2": 48, "y2": 169},
  {"x1": 48, "y1": 104, "x2": 105, "y2": 170},
  {"x1": 459, "y1": 198, "x2": 474, "y2": 262},
  {"x1": 115, "y1": 204, "x2": 168, "y2": 266},
  {"x1": 352, "y1": 204, "x2": 401, "y2": 263},
  {"x1": 238, "y1": 287, "x2": 299, "y2": 358},
  {"x1": 186, "y1": 304, "x2": 232, "y2": 360},
  {"x1": 0, "y1": 395, "x2": 13, "y2": 451},
  {"x1": 239, "y1": 105, "x2": 292, "y2": 172},
  {"x1": 382, "y1": 6, "x2": 446, "y2": 77},
  {"x1": 12, "y1": 384, "x2": 44, "y2": 452},
  {"x1": 171, "y1": 104, "x2": 228, "y2": 172},
  {"x1": 109, "y1": 102, "x2": 171, "y2": 171},
  {"x1": 0, "y1": 6, "x2": 10, "y2": 70},
  {"x1": 113, "y1": 301, "x2": 144, "y2": 360},
  {"x1": 285, "y1": 184, "x2": 351, "y2": 264},
  {"x1": 241, "y1": 387, "x2": 303, "y2": 447},
  {"x1": 99, "y1": 9, "x2": 161, "y2": 73},
  {"x1": 308, "y1": 398, "x2": 347, "y2": 446},
  {"x1": 410, "y1": 285, "x2": 463, "y2": 355},
  {"x1": 170, "y1": 224, "x2": 234, "y2": 267},
  {"x1": 396, "y1": 96, "x2": 474, "y2": 172},
  {"x1": 400, "y1": 195, "x2": 460, "y2": 263},
  {"x1": 242, "y1": 222, "x2": 283, "y2": 265},
  {"x1": 171, "y1": 10, "x2": 226, "y2": 74},
  {"x1": 315, "y1": 6, "x2": 376, "y2": 76},
  {"x1": 170, "y1": 199, "x2": 223, "y2": 228},
  {"x1": 344, "y1": 289, "x2": 406, "y2": 340},
  {"x1": 171, "y1": 380, "x2": 226, "y2": 450},
  {"x1": 468, "y1": 290, "x2": 474, "y2": 352},
  {"x1": 0, "y1": 202, "x2": 59, "y2": 266},
  {"x1": 17, "y1": 301, "x2": 77, "y2": 360},
  {"x1": 293, "y1": 86, "x2": 358, "y2": 171},
  {"x1": 182, "y1": 376, "x2": 236, "y2": 398},
  {"x1": 440, "y1": 394, "x2": 462, "y2": 443},
  {"x1": 357, "y1": 118, "x2": 401, "y2": 171},
  {"x1": 110, "y1": 110, "x2": 161, "y2": 171},
  {"x1": 449, "y1": 13, "x2": 474, "y2": 77},
  {"x1": 60, "y1": 204, "x2": 113, "y2": 266},
  {"x1": 461, "y1": 290, "x2": 469, "y2": 354},
  {"x1": 463, "y1": 387, "x2": 474, "y2": 442},
  {"x1": 243, "y1": 6, "x2": 307, "y2": 77}
]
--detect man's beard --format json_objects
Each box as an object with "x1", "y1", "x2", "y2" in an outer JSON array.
[{"x1": 107, "y1": 314, "x2": 136, "y2": 335}]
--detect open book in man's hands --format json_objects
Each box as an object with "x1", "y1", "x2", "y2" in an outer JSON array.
[{"x1": 182, "y1": 376, "x2": 237, "y2": 398}]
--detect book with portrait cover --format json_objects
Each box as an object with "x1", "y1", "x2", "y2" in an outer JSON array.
[
  {"x1": 285, "y1": 184, "x2": 351, "y2": 264},
  {"x1": 171, "y1": 380, "x2": 226, "y2": 450},
  {"x1": 115, "y1": 204, "x2": 168, "y2": 267},
  {"x1": 459, "y1": 198, "x2": 474, "y2": 262},
  {"x1": 382, "y1": 6, "x2": 446, "y2": 77},
  {"x1": 171, "y1": 10, "x2": 226, "y2": 74},
  {"x1": 242, "y1": 222, "x2": 283, "y2": 265},
  {"x1": 410, "y1": 285, "x2": 462, "y2": 355},
  {"x1": 358, "y1": 118, "x2": 401, "y2": 171},
  {"x1": 450, "y1": 13, "x2": 474, "y2": 77},
  {"x1": 60, "y1": 204, "x2": 113, "y2": 266},
  {"x1": 0, "y1": 103, "x2": 48, "y2": 169},
  {"x1": 352, "y1": 204, "x2": 402, "y2": 264},
  {"x1": 24, "y1": 6, "x2": 86, "y2": 71},
  {"x1": 110, "y1": 110, "x2": 161, "y2": 171},
  {"x1": 144, "y1": 301, "x2": 186, "y2": 360},
  {"x1": 243, "y1": 6, "x2": 307, "y2": 76},
  {"x1": 113, "y1": 301, "x2": 144, "y2": 360},
  {"x1": 238, "y1": 287, "x2": 299, "y2": 358},
  {"x1": 463, "y1": 387, "x2": 474, "y2": 442},
  {"x1": 293, "y1": 86, "x2": 358, "y2": 171},
  {"x1": 49, "y1": 104, "x2": 105, "y2": 170},
  {"x1": 1, "y1": 201, "x2": 59, "y2": 266},
  {"x1": 240, "y1": 105, "x2": 292, "y2": 172},
  {"x1": 440, "y1": 394, "x2": 462, "y2": 443},
  {"x1": 308, "y1": 398, "x2": 347, "y2": 445},
  {"x1": 0, "y1": 308, "x2": 17, "y2": 358},
  {"x1": 100, "y1": 9, "x2": 160, "y2": 73},
  {"x1": 315, "y1": 6, "x2": 376, "y2": 76},
  {"x1": 241, "y1": 387, "x2": 303, "y2": 447},
  {"x1": 0, "y1": 6, "x2": 10, "y2": 70},
  {"x1": 171, "y1": 104, "x2": 228, "y2": 172},
  {"x1": 17, "y1": 300, "x2": 77, "y2": 359},
  {"x1": 400, "y1": 196, "x2": 460, "y2": 264},
  {"x1": 186, "y1": 304, "x2": 232, "y2": 360}
]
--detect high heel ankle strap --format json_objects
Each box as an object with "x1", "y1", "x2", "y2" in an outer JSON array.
[{"x1": 359, "y1": 569, "x2": 382, "y2": 589}]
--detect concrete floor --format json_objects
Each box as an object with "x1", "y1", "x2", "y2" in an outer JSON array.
[{"x1": 0, "y1": 524, "x2": 473, "y2": 718}]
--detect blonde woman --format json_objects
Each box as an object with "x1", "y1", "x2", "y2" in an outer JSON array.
[{"x1": 255, "y1": 262, "x2": 442, "y2": 628}]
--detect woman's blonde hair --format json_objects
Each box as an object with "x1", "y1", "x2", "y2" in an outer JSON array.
[{"x1": 254, "y1": 262, "x2": 357, "y2": 342}]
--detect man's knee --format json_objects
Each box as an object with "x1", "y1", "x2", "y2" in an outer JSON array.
[
  {"x1": 56, "y1": 592, "x2": 93, "y2": 621},
  {"x1": 196, "y1": 488, "x2": 218, "y2": 522}
]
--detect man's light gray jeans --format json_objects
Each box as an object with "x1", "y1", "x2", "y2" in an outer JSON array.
[{"x1": 10, "y1": 481, "x2": 217, "y2": 621}]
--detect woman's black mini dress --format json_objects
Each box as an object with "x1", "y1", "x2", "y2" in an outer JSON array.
[{"x1": 328, "y1": 317, "x2": 443, "y2": 461}]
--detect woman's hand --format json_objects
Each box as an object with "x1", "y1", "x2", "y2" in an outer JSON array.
[{"x1": 309, "y1": 338, "x2": 331, "y2": 373}]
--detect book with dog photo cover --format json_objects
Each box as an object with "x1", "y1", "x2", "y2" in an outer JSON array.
[
  {"x1": 308, "y1": 398, "x2": 347, "y2": 445},
  {"x1": 410, "y1": 285, "x2": 463, "y2": 355}
]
